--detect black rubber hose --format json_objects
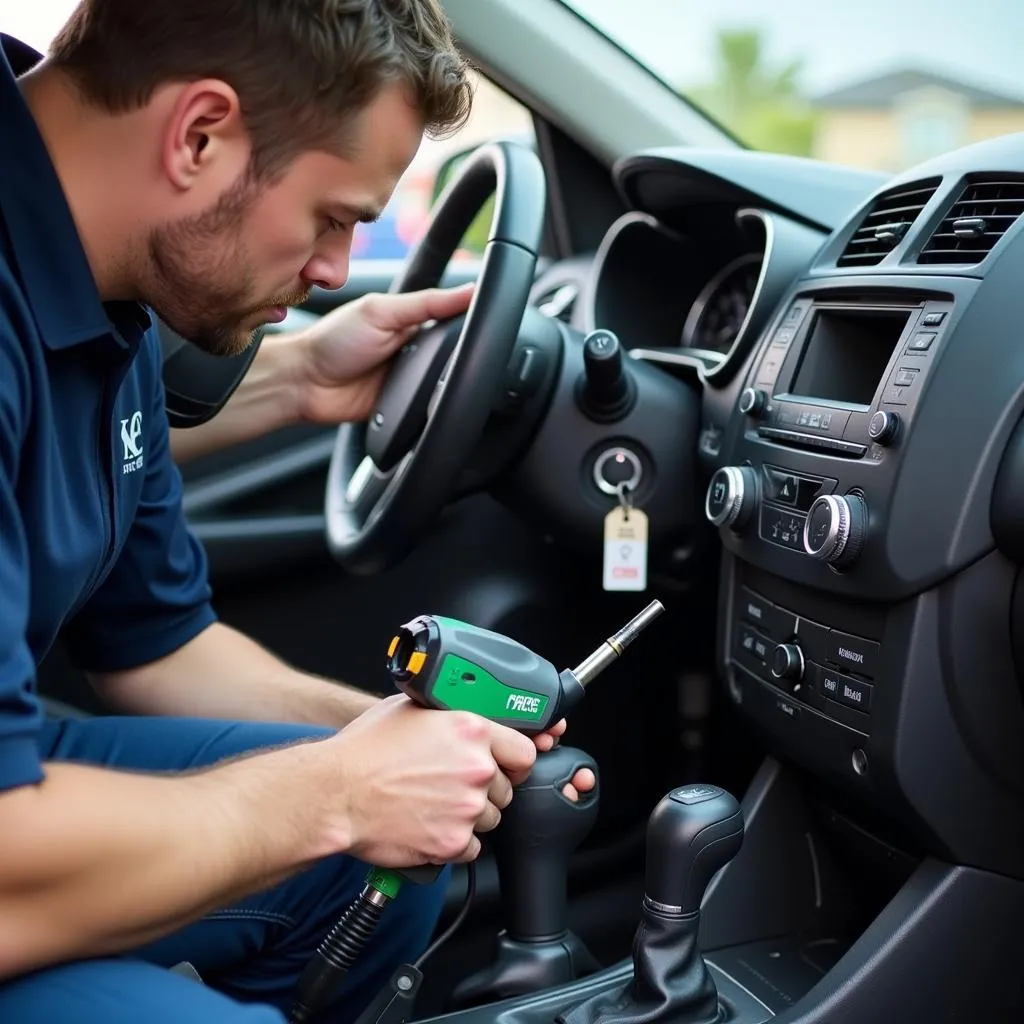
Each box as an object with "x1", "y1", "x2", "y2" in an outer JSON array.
[{"x1": 290, "y1": 889, "x2": 387, "y2": 1022}]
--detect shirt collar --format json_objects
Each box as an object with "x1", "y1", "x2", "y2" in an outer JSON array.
[{"x1": 0, "y1": 34, "x2": 150, "y2": 351}]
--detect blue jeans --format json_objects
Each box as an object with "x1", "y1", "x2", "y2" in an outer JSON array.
[{"x1": 0, "y1": 716, "x2": 450, "y2": 1023}]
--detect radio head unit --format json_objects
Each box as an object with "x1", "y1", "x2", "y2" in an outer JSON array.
[{"x1": 747, "y1": 295, "x2": 953, "y2": 458}]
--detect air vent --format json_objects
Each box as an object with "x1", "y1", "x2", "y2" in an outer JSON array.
[
  {"x1": 918, "y1": 178, "x2": 1024, "y2": 266},
  {"x1": 837, "y1": 178, "x2": 941, "y2": 267}
]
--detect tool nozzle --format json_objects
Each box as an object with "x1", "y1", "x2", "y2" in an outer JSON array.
[{"x1": 571, "y1": 600, "x2": 665, "y2": 686}]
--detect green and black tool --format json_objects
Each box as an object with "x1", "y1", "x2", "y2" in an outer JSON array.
[
  {"x1": 386, "y1": 600, "x2": 663, "y2": 732},
  {"x1": 289, "y1": 600, "x2": 665, "y2": 1024}
]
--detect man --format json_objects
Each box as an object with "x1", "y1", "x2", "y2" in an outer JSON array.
[{"x1": 0, "y1": 3, "x2": 593, "y2": 1022}]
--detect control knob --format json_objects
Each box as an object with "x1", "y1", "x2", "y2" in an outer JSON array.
[
  {"x1": 868, "y1": 410, "x2": 900, "y2": 446},
  {"x1": 771, "y1": 643, "x2": 805, "y2": 690},
  {"x1": 803, "y1": 493, "x2": 868, "y2": 569},
  {"x1": 578, "y1": 329, "x2": 636, "y2": 421},
  {"x1": 705, "y1": 466, "x2": 757, "y2": 531},
  {"x1": 738, "y1": 387, "x2": 766, "y2": 417}
]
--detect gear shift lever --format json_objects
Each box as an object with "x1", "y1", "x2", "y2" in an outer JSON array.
[
  {"x1": 450, "y1": 746, "x2": 601, "y2": 1009},
  {"x1": 560, "y1": 784, "x2": 743, "y2": 1024}
]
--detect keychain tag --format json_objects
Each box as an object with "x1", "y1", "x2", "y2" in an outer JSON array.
[{"x1": 603, "y1": 485, "x2": 648, "y2": 592}]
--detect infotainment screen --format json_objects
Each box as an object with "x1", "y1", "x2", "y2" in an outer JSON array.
[{"x1": 789, "y1": 308, "x2": 910, "y2": 406}]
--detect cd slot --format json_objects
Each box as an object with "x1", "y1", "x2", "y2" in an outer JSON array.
[{"x1": 758, "y1": 426, "x2": 867, "y2": 457}]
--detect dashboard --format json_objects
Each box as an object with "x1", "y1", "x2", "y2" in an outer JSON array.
[{"x1": 570, "y1": 133, "x2": 1024, "y2": 882}]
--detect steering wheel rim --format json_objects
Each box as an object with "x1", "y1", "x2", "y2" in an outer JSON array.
[{"x1": 325, "y1": 140, "x2": 546, "y2": 575}]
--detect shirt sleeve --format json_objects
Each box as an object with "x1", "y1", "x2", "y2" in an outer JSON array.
[
  {"x1": 63, "y1": 331, "x2": 218, "y2": 672},
  {"x1": 0, "y1": 316, "x2": 45, "y2": 793}
]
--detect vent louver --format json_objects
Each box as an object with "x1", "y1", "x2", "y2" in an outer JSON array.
[
  {"x1": 837, "y1": 178, "x2": 941, "y2": 267},
  {"x1": 918, "y1": 177, "x2": 1024, "y2": 266}
]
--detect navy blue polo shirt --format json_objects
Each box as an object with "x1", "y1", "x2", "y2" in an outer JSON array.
[{"x1": 0, "y1": 36, "x2": 217, "y2": 793}]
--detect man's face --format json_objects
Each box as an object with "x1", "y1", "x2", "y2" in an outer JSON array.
[{"x1": 144, "y1": 83, "x2": 424, "y2": 357}]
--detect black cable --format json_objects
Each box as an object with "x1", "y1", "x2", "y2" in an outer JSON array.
[{"x1": 412, "y1": 860, "x2": 477, "y2": 969}]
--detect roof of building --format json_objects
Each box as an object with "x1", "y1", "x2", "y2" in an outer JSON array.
[{"x1": 814, "y1": 68, "x2": 1023, "y2": 108}]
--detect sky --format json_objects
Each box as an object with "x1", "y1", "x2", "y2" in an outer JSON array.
[
  {"x1": 3, "y1": 0, "x2": 1022, "y2": 102},
  {"x1": 564, "y1": 0, "x2": 1024, "y2": 100}
]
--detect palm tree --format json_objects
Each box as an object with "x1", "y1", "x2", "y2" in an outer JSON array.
[{"x1": 689, "y1": 29, "x2": 817, "y2": 156}]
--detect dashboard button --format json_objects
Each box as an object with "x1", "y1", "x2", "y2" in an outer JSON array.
[
  {"x1": 756, "y1": 352, "x2": 784, "y2": 387},
  {"x1": 821, "y1": 410, "x2": 851, "y2": 438},
  {"x1": 817, "y1": 666, "x2": 841, "y2": 701},
  {"x1": 883, "y1": 365, "x2": 922, "y2": 405},
  {"x1": 815, "y1": 664, "x2": 873, "y2": 712},
  {"x1": 907, "y1": 331, "x2": 936, "y2": 352},
  {"x1": 921, "y1": 311, "x2": 947, "y2": 327},
  {"x1": 736, "y1": 624, "x2": 770, "y2": 673},
  {"x1": 739, "y1": 588, "x2": 797, "y2": 640},
  {"x1": 764, "y1": 467, "x2": 798, "y2": 505},
  {"x1": 835, "y1": 673, "x2": 873, "y2": 712},
  {"x1": 760, "y1": 504, "x2": 807, "y2": 550},
  {"x1": 739, "y1": 588, "x2": 773, "y2": 631},
  {"x1": 829, "y1": 630, "x2": 880, "y2": 677}
]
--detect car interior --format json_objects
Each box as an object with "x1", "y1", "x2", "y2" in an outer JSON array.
[{"x1": 32, "y1": 0, "x2": 1024, "y2": 1021}]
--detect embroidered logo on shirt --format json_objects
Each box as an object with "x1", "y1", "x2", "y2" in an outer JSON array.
[{"x1": 120, "y1": 410, "x2": 145, "y2": 475}]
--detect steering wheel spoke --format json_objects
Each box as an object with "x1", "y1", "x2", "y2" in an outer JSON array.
[{"x1": 343, "y1": 455, "x2": 391, "y2": 513}]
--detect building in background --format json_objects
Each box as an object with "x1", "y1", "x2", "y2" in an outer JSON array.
[{"x1": 812, "y1": 69, "x2": 1024, "y2": 172}]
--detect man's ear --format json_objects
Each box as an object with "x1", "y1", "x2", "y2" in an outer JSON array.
[{"x1": 162, "y1": 79, "x2": 247, "y2": 191}]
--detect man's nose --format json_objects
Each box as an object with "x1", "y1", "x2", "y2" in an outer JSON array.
[{"x1": 303, "y1": 239, "x2": 352, "y2": 291}]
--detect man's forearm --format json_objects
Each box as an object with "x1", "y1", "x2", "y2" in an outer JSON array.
[
  {"x1": 90, "y1": 622, "x2": 380, "y2": 729},
  {"x1": 0, "y1": 742, "x2": 340, "y2": 979},
  {"x1": 168, "y1": 333, "x2": 306, "y2": 464}
]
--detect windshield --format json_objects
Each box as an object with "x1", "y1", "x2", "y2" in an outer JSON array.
[{"x1": 563, "y1": 0, "x2": 1024, "y2": 172}]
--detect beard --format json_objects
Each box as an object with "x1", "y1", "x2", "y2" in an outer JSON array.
[{"x1": 144, "y1": 171, "x2": 308, "y2": 357}]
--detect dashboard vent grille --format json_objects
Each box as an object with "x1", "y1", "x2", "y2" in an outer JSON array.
[
  {"x1": 918, "y1": 177, "x2": 1024, "y2": 265},
  {"x1": 837, "y1": 178, "x2": 941, "y2": 267}
]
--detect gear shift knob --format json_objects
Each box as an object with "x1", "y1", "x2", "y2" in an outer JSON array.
[
  {"x1": 645, "y1": 784, "x2": 744, "y2": 917},
  {"x1": 495, "y1": 745, "x2": 599, "y2": 941},
  {"x1": 560, "y1": 785, "x2": 743, "y2": 1024},
  {"x1": 449, "y1": 747, "x2": 601, "y2": 1010}
]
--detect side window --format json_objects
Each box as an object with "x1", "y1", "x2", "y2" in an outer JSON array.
[{"x1": 352, "y1": 73, "x2": 535, "y2": 266}]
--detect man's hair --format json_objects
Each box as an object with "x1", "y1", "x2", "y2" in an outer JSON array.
[{"x1": 49, "y1": 0, "x2": 473, "y2": 180}]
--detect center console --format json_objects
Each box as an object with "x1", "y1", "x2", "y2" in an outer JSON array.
[
  {"x1": 689, "y1": 156, "x2": 1024, "y2": 1019},
  {"x1": 699, "y1": 250, "x2": 1024, "y2": 879}
]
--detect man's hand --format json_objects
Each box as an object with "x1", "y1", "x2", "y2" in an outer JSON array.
[
  {"x1": 293, "y1": 283, "x2": 475, "y2": 426},
  {"x1": 532, "y1": 719, "x2": 595, "y2": 802},
  {"x1": 330, "y1": 694, "x2": 537, "y2": 866}
]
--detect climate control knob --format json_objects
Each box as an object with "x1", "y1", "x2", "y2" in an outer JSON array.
[
  {"x1": 738, "y1": 387, "x2": 766, "y2": 417},
  {"x1": 868, "y1": 410, "x2": 900, "y2": 445},
  {"x1": 771, "y1": 643, "x2": 805, "y2": 687},
  {"x1": 803, "y1": 493, "x2": 868, "y2": 569},
  {"x1": 705, "y1": 466, "x2": 757, "y2": 531}
]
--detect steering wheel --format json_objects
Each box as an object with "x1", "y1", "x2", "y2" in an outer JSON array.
[{"x1": 325, "y1": 141, "x2": 547, "y2": 575}]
